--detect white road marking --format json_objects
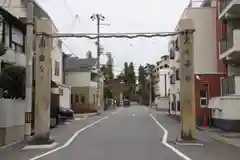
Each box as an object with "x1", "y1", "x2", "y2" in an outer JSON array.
[
  {"x1": 149, "y1": 114, "x2": 192, "y2": 160},
  {"x1": 111, "y1": 107, "x2": 123, "y2": 115},
  {"x1": 144, "y1": 107, "x2": 149, "y2": 112},
  {"x1": 29, "y1": 116, "x2": 108, "y2": 160},
  {"x1": 175, "y1": 141, "x2": 203, "y2": 146},
  {"x1": 132, "y1": 114, "x2": 136, "y2": 116},
  {"x1": 0, "y1": 140, "x2": 22, "y2": 149},
  {"x1": 22, "y1": 142, "x2": 58, "y2": 150}
]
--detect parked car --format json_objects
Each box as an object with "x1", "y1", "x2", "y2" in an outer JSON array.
[
  {"x1": 123, "y1": 99, "x2": 130, "y2": 107},
  {"x1": 59, "y1": 106, "x2": 74, "y2": 119}
]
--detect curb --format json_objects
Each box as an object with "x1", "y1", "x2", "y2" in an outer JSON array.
[
  {"x1": 208, "y1": 132, "x2": 230, "y2": 144},
  {"x1": 75, "y1": 112, "x2": 100, "y2": 118},
  {"x1": 196, "y1": 127, "x2": 239, "y2": 148}
]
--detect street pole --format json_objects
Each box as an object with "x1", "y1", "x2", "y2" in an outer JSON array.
[
  {"x1": 24, "y1": 0, "x2": 34, "y2": 139},
  {"x1": 149, "y1": 75, "x2": 152, "y2": 107},
  {"x1": 97, "y1": 15, "x2": 101, "y2": 111},
  {"x1": 164, "y1": 74, "x2": 167, "y2": 97},
  {"x1": 91, "y1": 14, "x2": 105, "y2": 112},
  {"x1": 178, "y1": 19, "x2": 196, "y2": 141}
]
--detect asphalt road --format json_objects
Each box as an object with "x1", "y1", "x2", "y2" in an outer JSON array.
[
  {"x1": 29, "y1": 106, "x2": 185, "y2": 160},
  {"x1": 2, "y1": 106, "x2": 240, "y2": 160}
]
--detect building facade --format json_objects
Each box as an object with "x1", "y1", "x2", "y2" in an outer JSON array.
[
  {"x1": 64, "y1": 57, "x2": 104, "y2": 113},
  {"x1": 206, "y1": 0, "x2": 240, "y2": 131}
]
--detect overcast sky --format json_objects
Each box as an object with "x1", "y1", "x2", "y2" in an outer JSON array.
[{"x1": 37, "y1": 0, "x2": 192, "y2": 74}]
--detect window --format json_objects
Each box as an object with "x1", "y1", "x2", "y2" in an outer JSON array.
[
  {"x1": 170, "y1": 74, "x2": 176, "y2": 84},
  {"x1": 12, "y1": 42, "x2": 23, "y2": 52},
  {"x1": 177, "y1": 101, "x2": 180, "y2": 111},
  {"x1": 80, "y1": 95, "x2": 85, "y2": 103},
  {"x1": 54, "y1": 61, "x2": 60, "y2": 76},
  {"x1": 11, "y1": 26, "x2": 24, "y2": 53},
  {"x1": 93, "y1": 94, "x2": 95, "y2": 104},
  {"x1": 200, "y1": 90, "x2": 208, "y2": 108},
  {"x1": 75, "y1": 94, "x2": 79, "y2": 103},
  {"x1": 169, "y1": 48, "x2": 175, "y2": 59},
  {"x1": 164, "y1": 64, "x2": 169, "y2": 68},
  {"x1": 71, "y1": 94, "x2": 73, "y2": 104},
  {"x1": 176, "y1": 69, "x2": 180, "y2": 80},
  {"x1": 175, "y1": 38, "x2": 179, "y2": 51},
  {"x1": 59, "y1": 88, "x2": 63, "y2": 95}
]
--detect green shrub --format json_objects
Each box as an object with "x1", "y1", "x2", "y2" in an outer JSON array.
[{"x1": 0, "y1": 65, "x2": 25, "y2": 99}]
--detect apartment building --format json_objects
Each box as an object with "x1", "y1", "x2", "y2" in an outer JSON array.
[
  {"x1": 153, "y1": 55, "x2": 170, "y2": 97},
  {"x1": 169, "y1": 2, "x2": 222, "y2": 126},
  {"x1": 205, "y1": 0, "x2": 240, "y2": 132},
  {"x1": 153, "y1": 55, "x2": 170, "y2": 110}
]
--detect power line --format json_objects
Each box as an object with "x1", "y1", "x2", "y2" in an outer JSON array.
[{"x1": 63, "y1": 0, "x2": 74, "y2": 17}]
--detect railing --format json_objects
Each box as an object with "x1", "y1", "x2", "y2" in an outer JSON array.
[
  {"x1": 221, "y1": 75, "x2": 235, "y2": 96},
  {"x1": 220, "y1": 29, "x2": 234, "y2": 54},
  {"x1": 219, "y1": 0, "x2": 232, "y2": 14}
]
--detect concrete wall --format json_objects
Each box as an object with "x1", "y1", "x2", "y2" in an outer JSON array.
[
  {"x1": 209, "y1": 96, "x2": 240, "y2": 131},
  {"x1": 155, "y1": 97, "x2": 169, "y2": 111},
  {"x1": 159, "y1": 69, "x2": 170, "y2": 97},
  {"x1": 66, "y1": 72, "x2": 91, "y2": 87},
  {"x1": 59, "y1": 85, "x2": 71, "y2": 109},
  {"x1": 0, "y1": 99, "x2": 25, "y2": 146}
]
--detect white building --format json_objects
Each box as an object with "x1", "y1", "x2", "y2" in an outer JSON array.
[
  {"x1": 64, "y1": 57, "x2": 104, "y2": 112},
  {"x1": 153, "y1": 55, "x2": 170, "y2": 110}
]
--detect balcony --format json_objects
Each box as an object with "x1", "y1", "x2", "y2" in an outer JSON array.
[
  {"x1": 219, "y1": 29, "x2": 240, "y2": 59},
  {"x1": 219, "y1": 0, "x2": 240, "y2": 20},
  {"x1": 221, "y1": 75, "x2": 240, "y2": 96},
  {"x1": 0, "y1": 48, "x2": 25, "y2": 66}
]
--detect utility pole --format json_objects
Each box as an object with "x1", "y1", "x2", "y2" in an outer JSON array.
[
  {"x1": 25, "y1": 0, "x2": 34, "y2": 139},
  {"x1": 178, "y1": 19, "x2": 196, "y2": 141},
  {"x1": 149, "y1": 75, "x2": 152, "y2": 106},
  {"x1": 91, "y1": 14, "x2": 105, "y2": 112},
  {"x1": 145, "y1": 64, "x2": 153, "y2": 107}
]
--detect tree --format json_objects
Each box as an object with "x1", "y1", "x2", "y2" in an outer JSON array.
[
  {"x1": 0, "y1": 65, "x2": 25, "y2": 99},
  {"x1": 101, "y1": 52, "x2": 114, "y2": 100},
  {"x1": 123, "y1": 62, "x2": 128, "y2": 84},
  {"x1": 127, "y1": 62, "x2": 136, "y2": 99},
  {"x1": 144, "y1": 64, "x2": 155, "y2": 104},
  {"x1": 138, "y1": 65, "x2": 147, "y2": 104},
  {"x1": 86, "y1": 50, "x2": 93, "y2": 58}
]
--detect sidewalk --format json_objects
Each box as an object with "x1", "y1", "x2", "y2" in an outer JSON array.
[
  {"x1": 150, "y1": 110, "x2": 240, "y2": 160},
  {"x1": 197, "y1": 126, "x2": 240, "y2": 148}
]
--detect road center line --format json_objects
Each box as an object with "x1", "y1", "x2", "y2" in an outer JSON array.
[
  {"x1": 111, "y1": 107, "x2": 123, "y2": 115},
  {"x1": 144, "y1": 107, "x2": 149, "y2": 112},
  {"x1": 29, "y1": 116, "x2": 108, "y2": 160},
  {"x1": 149, "y1": 114, "x2": 192, "y2": 160}
]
